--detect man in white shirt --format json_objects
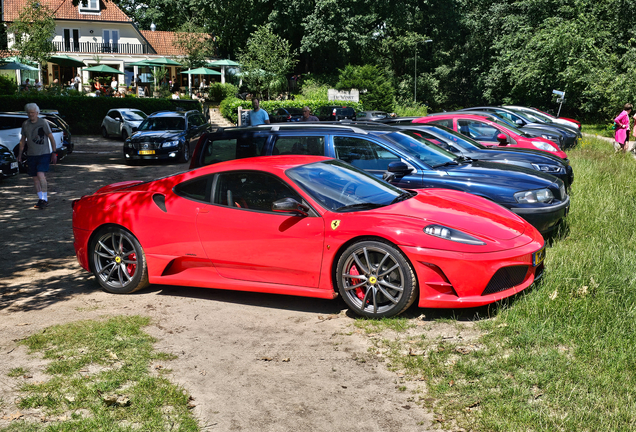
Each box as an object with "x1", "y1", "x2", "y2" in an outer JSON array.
[{"x1": 111, "y1": 76, "x2": 118, "y2": 91}]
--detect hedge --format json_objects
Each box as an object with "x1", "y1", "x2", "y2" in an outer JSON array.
[
  {"x1": 0, "y1": 95, "x2": 202, "y2": 135},
  {"x1": 219, "y1": 98, "x2": 364, "y2": 124}
]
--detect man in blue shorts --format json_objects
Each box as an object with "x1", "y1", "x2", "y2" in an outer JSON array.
[
  {"x1": 248, "y1": 98, "x2": 270, "y2": 126},
  {"x1": 17, "y1": 103, "x2": 57, "y2": 209}
]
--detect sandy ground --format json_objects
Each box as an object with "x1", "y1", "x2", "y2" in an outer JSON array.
[{"x1": 0, "y1": 136, "x2": 443, "y2": 431}]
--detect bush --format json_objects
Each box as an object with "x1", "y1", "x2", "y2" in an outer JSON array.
[
  {"x1": 392, "y1": 102, "x2": 428, "y2": 117},
  {"x1": 219, "y1": 97, "x2": 364, "y2": 124},
  {"x1": 336, "y1": 65, "x2": 395, "y2": 112},
  {"x1": 0, "y1": 95, "x2": 202, "y2": 134},
  {"x1": 208, "y1": 83, "x2": 238, "y2": 104},
  {"x1": 0, "y1": 75, "x2": 18, "y2": 95},
  {"x1": 299, "y1": 79, "x2": 329, "y2": 100}
]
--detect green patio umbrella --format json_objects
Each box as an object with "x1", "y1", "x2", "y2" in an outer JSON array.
[
  {"x1": 183, "y1": 67, "x2": 222, "y2": 92},
  {"x1": 48, "y1": 55, "x2": 85, "y2": 67},
  {"x1": 0, "y1": 61, "x2": 38, "y2": 71},
  {"x1": 146, "y1": 57, "x2": 182, "y2": 66},
  {"x1": 83, "y1": 64, "x2": 122, "y2": 74},
  {"x1": 128, "y1": 60, "x2": 154, "y2": 67},
  {"x1": 207, "y1": 59, "x2": 240, "y2": 67},
  {"x1": 182, "y1": 67, "x2": 221, "y2": 75},
  {"x1": 207, "y1": 59, "x2": 240, "y2": 84}
]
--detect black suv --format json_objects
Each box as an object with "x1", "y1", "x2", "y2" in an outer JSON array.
[
  {"x1": 123, "y1": 110, "x2": 210, "y2": 164},
  {"x1": 315, "y1": 106, "x2": 356, "y2": 121}
]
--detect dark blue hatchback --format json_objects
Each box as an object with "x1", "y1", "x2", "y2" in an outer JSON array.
[{"x1": 191, "y1": 124, "x2": 570, "y2": 234}]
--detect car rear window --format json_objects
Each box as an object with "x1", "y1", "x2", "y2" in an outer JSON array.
[
  {"x1": 272, "y1": 136, "x2": 324, "y2": 156},
  {"x1": 200, "y1": 135, "x2": 268, "y2": 166}
]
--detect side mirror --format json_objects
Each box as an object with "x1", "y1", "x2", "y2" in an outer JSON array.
[
  {"x1": 383, "y1": 161, "x2": 413, "y2": 182},
  {"x1": 496, "y1": 133, "x2": 509, "y2": 146},
  {"x1": 272, "y1": 197, "x2": 309, "y2": 216},
  {"x1": 515, "y1": 119, "x2": 524, "y2": 126},
  {"x1": 115, "y1": 117, "x2": 122, "y2": 122}
]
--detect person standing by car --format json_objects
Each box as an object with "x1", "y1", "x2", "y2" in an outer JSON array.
[
  {"x1": 614, "y1": 103, "x2": 632, "y2": 153},
  {"x1": 248, "y1": 98, "x2": 270, "y2": 126},
  {"x1": 300, "y1": 106, "x2": 319, "y2": 122},
  {"x1": 17, "y1": 103, "x2": 57, "y2": 209}
]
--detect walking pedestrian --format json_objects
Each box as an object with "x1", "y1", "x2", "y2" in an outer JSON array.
[
  {"x1": 614, "y1": 103, "x2": 632, "y2": 153},
  {"x1": 17, "y1": 103, "x2": 57, "y2": 209}
]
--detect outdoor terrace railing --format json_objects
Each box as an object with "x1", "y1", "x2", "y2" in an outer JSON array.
[{"x1": 53, "y1": 41, "x2": 153, "y2": 55}]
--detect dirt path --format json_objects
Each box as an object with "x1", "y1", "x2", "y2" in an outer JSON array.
[{"x1": 0, "y1": 136, "x2": 435, "y2": 431}]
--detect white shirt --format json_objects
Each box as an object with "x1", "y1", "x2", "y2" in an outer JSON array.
[{"x1": 111, "y1": 80, "x2": 118, "y2": 89}]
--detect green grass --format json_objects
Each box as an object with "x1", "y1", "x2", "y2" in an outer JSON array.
[
  {"x1": 360, "y1": 136, "x2": 636, "y2": 431},
  {"x1": 1, "y1": 316, "x2": 198, "y2": 432},
  {"x1": 7, "y1": 368, "x2": 30, "y2": 378},
  {"x1": 582, "y1": 123, "x2": 615, "y2": 139}
]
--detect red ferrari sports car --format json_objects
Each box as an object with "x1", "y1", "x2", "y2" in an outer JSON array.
[{"x1": 72, "y1": 156, "x2": 545, "y2": 318}]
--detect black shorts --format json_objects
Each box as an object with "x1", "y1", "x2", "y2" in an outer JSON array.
[{"x1": 27, "y1": 153, "x2": 51, "y2": 176}]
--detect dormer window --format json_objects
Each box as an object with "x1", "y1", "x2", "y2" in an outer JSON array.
[{"x1": 79, "y1": 0, "x2": 99, "y2": 13}]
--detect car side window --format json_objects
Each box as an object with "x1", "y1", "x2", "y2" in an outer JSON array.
[
  {"x1": 457, "y1": 120, "x2": 499, "y2": 142},
  {"x1": 333, "y1": 136, "x2": 400, "y2": 171},
  {"x1": 429, "y1": 119, "x2": 453, "y2": 129},
  {"x1": 213, "y1": 171, "x2": 304, "y2": 212},
  {"x1": 201, "y1": 135, "x2": 268, "y2": 165},
  {"x1": 272, "y1": 136, "x2": 325, "y2": 156},
  {"x1": 108, "y1": 111, "x2": 119, "y2": 120},
  {"x1": 174, "y1": 176, "x2": 214, "y2": 203}
]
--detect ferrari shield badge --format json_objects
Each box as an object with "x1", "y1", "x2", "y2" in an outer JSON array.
[{"x1": 331, "y1": 220, "x2": 341, "y2": 230}]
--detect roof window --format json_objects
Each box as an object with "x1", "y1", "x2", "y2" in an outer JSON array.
[{"x1": 79, "y1": 0, "x2": 100, "y2": 13}]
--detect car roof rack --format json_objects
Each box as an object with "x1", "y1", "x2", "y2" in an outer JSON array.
[{"x1": 258, "y1": 123, "x2": 370, "y2": 135}]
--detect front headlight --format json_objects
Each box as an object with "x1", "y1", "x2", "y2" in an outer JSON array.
[
  {"x1": 162, "y1": 140, "x2": 179, "y2": 148},
  {"x1": 531, "y1": 141, "x2": 558, "y2": 152},
  {"x1": 424, "y1": 224, "x2": 486, "y2": 245},
  {"x1": 531, "y1": 163, "x2": 564, "y2": 174},
  {"x1": 514, "y1": 188, "x2": 554, "y2": 204}
]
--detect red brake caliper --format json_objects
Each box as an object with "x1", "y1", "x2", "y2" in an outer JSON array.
[
  {"x1": 350, "y1": 265, "x2": 366, "y2": 300},
  {"x1": 127, "y1": 253, "x2": 137, "y2": 276}
]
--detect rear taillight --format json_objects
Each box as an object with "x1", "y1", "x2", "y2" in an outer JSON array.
[{"x1": 287, "y1": 115, "x2": 291, "y2": 120}]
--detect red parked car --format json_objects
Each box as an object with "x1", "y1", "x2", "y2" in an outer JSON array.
[
  {"x1": 414, "y1": 113, "x2": 568, "y2": 159},
  {"x1": 72, "y1": 156, "x2": 545, "y2": 318}
]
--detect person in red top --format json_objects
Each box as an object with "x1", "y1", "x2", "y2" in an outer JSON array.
[{"x1": 614, "y1": 103, "x2": 632, "y2": 153}]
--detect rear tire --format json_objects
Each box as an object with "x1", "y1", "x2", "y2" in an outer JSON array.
[{"x1": 90, "y1": 226, "x2": 149, "y2": 294}]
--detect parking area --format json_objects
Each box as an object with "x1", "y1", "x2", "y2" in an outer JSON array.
[{"x1": 0, "y1": 136, "x2": 435, "y2": 431}]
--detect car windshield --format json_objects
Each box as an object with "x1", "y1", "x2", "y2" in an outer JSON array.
[
  {"x1": 138, "y1": 116, "x2": 185, "y2": 131},
  {"x1": 523, "y1": 110, "x2": 553, "y2": 124},
  {"x1": 286, "y1": 108, "x2": 303, "y2": 115},
  {"x1": 122, "y1": 110, "x2": 147, "y2": 121},
  {"x1": 417, "y1": 126, "x2": 486, "y2": 150},
  {"x1": 384, "y1": 131, "x2": 458, "y2": 167},
  {"x1": 490, "y1": 118, "x2": 525, "y2": 135},
  {"x1": 287, "y1": 160, "x2": 408, "y2": 212}
]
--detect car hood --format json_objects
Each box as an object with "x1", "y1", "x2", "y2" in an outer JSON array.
[
  {"x1": 377, "y1": 188, "x2": 530, "y2": 242},
  {"x1": 130, "y1": 130, "x2": 183, "y2": 141},
  {"x1": 476, "y1": 146, "x2": 567, "y2": 165},
  {"x1": 466, "y1": 148, "x2": 563, "y2": 166},
  {"x1": 439, "y1": 160, "x2": 559, "y2": 186}
]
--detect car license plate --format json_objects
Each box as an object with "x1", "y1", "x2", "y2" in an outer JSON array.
[
  {"x1": 11, "y1": 162, "x2": 18, "y2": 169},
  {"x1": 533, "y1": 247, "x2": 546, "y2": 266},
  {"x1": 138, "y1": 150, "x2": 155, "y2": 155}
]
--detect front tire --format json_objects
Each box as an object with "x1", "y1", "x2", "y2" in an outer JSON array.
[
  {"x1": 121, "y1": 129, "x2": 128, "y2": 141},
  {"x1": 90, "y1": 227, "x2": 149, "y2": 294},
  {"x1": 101, "y1": 126, "x2": 109, "y2": 138},
  {"x1": 179, "y1": 142, "x2": 190, "y2": 163},
  {"x1": 336, "y1": 240, "x2": 417, "y2": 318}
]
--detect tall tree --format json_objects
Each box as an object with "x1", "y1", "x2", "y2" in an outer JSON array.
[
  {"x1": 8, "y1": 0, "x2": 56, "y2": 67},
  {"x1": 238, "y1": 26, "x2": 297, "y2": 99},
  {"x1": 173, "y1": 20, "x2": 215, "y2": 70}
]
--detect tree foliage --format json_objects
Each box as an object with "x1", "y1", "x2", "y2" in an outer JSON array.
[
  {"x1": 237, "y1": 26, "x2": 297, "y2": 99},
  {"x1": 8, "y1": 0, "x2": 56, "y2": 66},
  {"x1": 173, "y1": 20, "x2": 215, "y2": 70},
  {"x1": 110, "y1": 0, "x2": 636, "y2": 120},
  {"x1": 336, "y1": 64, "x2": 395, "y2": 112}
]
